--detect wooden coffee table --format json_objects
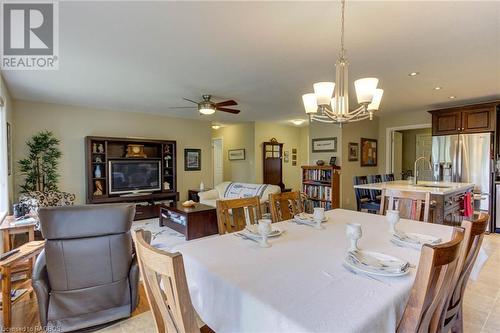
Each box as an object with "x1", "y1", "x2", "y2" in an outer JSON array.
[{"x1": 159, "y1": 203, "x2": 218, "y2": 240}]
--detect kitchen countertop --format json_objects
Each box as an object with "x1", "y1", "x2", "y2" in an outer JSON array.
[{"x1": 353, "y1": 180, "x2": 474, "y2": 195}]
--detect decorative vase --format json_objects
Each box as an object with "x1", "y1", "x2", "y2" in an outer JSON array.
[
  {"x1": 316, "y1": 160, "x2": 325, "y2": 166},
  {"x1": 94, "y1": 165, "x2": 102, "y2": 178},
  {"x1": 200, "y1": 181, "x2": 205, "y2": 191}
]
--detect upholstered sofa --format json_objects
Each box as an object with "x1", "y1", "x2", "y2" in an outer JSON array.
[
  {"x1": 198, "y1": 182, "x2": 281, "y2": 208},
  {"x1": 18, "y1": 190, "x2": 76, "y2": 216}
]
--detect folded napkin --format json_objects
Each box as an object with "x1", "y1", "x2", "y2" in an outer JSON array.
[
  {"x1": 243, "y1": 226, "x2": 280, "y2": 238},
  {"x1": 392, "y1": 231, "x2": 441, "y2": 248},
  {"x1": 294, "y1": 213, "x2": 326, "y2": 222},
  {"x1": 347, "y1": 251, "x2": 409, "y2": 274}
]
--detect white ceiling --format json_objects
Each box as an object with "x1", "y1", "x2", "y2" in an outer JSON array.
[{"x1": 3, "y1": 1, "x2": 500, "y2": 123}]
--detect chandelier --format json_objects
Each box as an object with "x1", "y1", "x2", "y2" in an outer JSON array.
[{"x1": 302, "y1": 0, "x2": 383, "y2": 124}]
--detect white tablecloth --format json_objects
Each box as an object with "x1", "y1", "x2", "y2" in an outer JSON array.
[{"x1": 173, "y1": 209, "x2": 454, "y2": 333}]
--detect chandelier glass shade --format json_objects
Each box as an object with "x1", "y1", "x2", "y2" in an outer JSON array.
[{"x1": 302, "y1": 0, "x2": 383, "y2": 124}]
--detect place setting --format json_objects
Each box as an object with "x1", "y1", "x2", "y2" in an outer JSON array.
[
  {"x1": 343, "y1": 222, "x2": 411, "y2": 281},
  {"x1": 386, "y1": 210, "x2": 442, "y2": 249},
  {"x1": 292, "y1": 207, "x2": 328, "y2": 230},
  {"x1": 234, "y1": 218, "x2": 284, "y2": 248}
]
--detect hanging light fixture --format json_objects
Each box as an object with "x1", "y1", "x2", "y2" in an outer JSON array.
[{"x1": 302, "y1": 0, "x2": 383, "y2": 124}]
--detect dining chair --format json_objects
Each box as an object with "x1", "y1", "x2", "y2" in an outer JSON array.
[
  {"x1": 353, "y1": 176, "x2": 380, "y2": 213},
  {"x1": 367, "y1": 174, "x2": 383, "y2": 202},
  {"x1": 379, "y1": 189, "x2": 431, "y2": 222},
  {"x1": 216, "y1": 196, "x2": 262, "y2": 234},
  {"x1": 382, "y1": 173, "x2": 395, "y2": 182},
  {"x1": 397, "y1": 227, "x2": 465, "y2": 333},
  {"x1": 434, "y1": 213, "x2": 489, "y2": 333},
  {"x1": 134, "y1": 229, "x2": 201, "y2": 333},
  {"x1": 269, "y1": 191, "x2": 305, "y2": 222}
]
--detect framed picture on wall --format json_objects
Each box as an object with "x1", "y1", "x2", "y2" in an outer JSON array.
[
  {"x1": 348, "y1": 142, "x2": 359, "y2": 162},
  {"x1": 184, "y1": 149, "x2": 201, "y2": 171},
  {"x1": 228, "y1": 149, "x2": 245, "y2": 161},
  {"x1": 360, "y1": 138, "x2": 377, "y2": 167},
  {"x1": 312, "y1": 137, "x2": 337, "y2": 152}
]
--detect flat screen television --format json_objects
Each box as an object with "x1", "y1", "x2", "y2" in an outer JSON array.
[{"x1": 109, "y1": 160, "x2": 161, "y2": 195}]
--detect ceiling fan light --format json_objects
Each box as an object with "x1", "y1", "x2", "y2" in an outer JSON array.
[
  {"x1": 302, "y1": 93, "x2": 318, "y2": 114},
  {"x1": 199, "y1": 107, "x2": 216, "y2": 115},
  {"x1": 367, "y1": 89, "x2": 384, "y2": 111},
  {"x1": 354, "y1": 78, "x2": 379, "y2": 104},
  {"x1": 313, "y1": 82, "x2": 335, "y2": 105},
  {"x1": 212, "y1": 124, "x2": 221, "y2": 130}
]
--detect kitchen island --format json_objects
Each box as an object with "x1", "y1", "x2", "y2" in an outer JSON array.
[{"x1": 354, "y1": 180, "x2": 474, "y2": 224}]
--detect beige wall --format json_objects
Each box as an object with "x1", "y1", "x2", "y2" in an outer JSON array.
[
  {"x1": 309, "y1": 121, "x2": 342, "y2": 165},
  {"x1": 212, "y1": 122, "x2": 255, "y2": 183},
  {"x1": 341, "y1": 117, "x2": 380, "y2": 210},
  {"x1": 254, "y1": 122, "x2": 304, "y2": 191},
  {"x1": 1, "y1": 75, "x2": 14, "y2": 212},
  {"x1": 13, "y1": 100, "x2": 213, "y2": 203},
  {"x1": 401, "y1": 128, "x2": 432, "y2": 172},
  {"x1": 378, "y1": 111, "x2": 432, "y2": 173}
]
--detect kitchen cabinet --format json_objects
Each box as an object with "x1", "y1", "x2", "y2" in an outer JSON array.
[{"x1": 429, "y1": 101, "x2": 498, "y2": 136}]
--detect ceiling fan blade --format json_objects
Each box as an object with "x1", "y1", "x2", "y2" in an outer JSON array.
[
  {"x1": 169, "y1": 106, "x2": 197, "y2": 109},
  {"x1": 182, "y1": 98, "x2": 200, "y2": 104},
  {"x1": 217, "y1": 107, "x2": 240, "y2": 114},
  {"x1": 215, "y1": 100, "x2": 238, "y2": 107}
]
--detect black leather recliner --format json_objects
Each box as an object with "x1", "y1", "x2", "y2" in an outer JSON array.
[{"x1": 32, "y1": 204, "x2": 139, "y2": 332}]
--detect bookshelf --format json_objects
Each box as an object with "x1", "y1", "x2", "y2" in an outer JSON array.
[{"x1": 301, "y1": 165, "x2": 341, "y2": 210}]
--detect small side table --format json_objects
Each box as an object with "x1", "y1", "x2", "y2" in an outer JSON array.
[
  {"x1": 0, "y1": 216, "x2": 37, "y2": 252},
  {"x1": 159, "y1": 203, "x2": 218, "y2": 240},
  {"x1": 0, "y1": 240, "x2": 45, "y2": 329},
  {"x1": 188, "y1": 189, "x2": 212, "y2": 203}
]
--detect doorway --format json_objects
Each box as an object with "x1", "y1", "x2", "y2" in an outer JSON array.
[
  {"x1": 212, "y1": 138, "x2": 223, "y2": 186},
  {"x1": 386, "y1": 124, "x2": 432, "y2": 180}
]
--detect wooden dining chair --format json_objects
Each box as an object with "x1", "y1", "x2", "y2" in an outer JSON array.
[
  {"x1": 379, "y1": 189, "x2": 431, "y2": 222},
  {"x1": 397, "y1": 227, "x2": 465, "y2": 333},
  {"x1": 269, "y1": 191, "x2": 305, "y2": 222},
  {"x1": 216, "y1": 196, "x2": 262, "y2": 234},
  {"x1": 382, "y1": 173, "x2": 395, "y2": 182},
  {"x1": 134, "y1": 229, "x2": 201, "y2": 333},
  {"x1": 434, "y1": 213, "x2": 489, "y2": 333}
]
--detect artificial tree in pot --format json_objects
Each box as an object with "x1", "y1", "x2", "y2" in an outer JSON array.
[{"x1": 18, "y1": 131, "x2": 62, "y2": 193}]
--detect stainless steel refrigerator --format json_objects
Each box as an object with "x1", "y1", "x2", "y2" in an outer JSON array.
[{"x1": 431, "y1": 133, "x2": 493, "y2": 229}]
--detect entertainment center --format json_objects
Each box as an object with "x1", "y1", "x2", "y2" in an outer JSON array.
[{"x1": 85, "y1": 136, "x2": 179, "y2": 220}]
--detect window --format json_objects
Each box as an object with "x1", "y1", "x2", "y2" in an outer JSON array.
[{"x1": 0, "y1": 95, "x2": 7, "y2": 219}]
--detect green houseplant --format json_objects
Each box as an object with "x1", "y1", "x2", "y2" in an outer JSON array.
[{"x1": 18, "y1": 131, "x2": 62, "y2": 193}]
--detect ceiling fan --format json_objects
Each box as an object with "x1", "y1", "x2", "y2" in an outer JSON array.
[{"x1": 170, "y1": 94, "x2": 240, "y2": 115}]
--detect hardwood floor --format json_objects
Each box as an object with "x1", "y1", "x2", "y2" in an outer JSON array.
[{"x1": 6, "y1": 234, "x2": 500, "y2": 332}]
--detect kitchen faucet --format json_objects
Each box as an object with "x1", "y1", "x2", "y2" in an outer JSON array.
[{"x1": 413, "y1": 157, "x2": 432, "y2": 185}]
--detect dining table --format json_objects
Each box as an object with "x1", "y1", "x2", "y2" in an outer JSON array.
[{"x1": 172, "y1": 209, "x2": 454, "y2": 333}]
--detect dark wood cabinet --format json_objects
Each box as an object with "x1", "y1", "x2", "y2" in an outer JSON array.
[
  {"x1": 429, "y1": 101, "x2": 498, "y2": 136},
  {"x1": 263, "y1": 139, "x2": 285, "y2": 190},
  {"x1": 85, "y1": 136, "x2": 179, "y2": 220},
  {"x1": 461, "y1": 107, "x2": 495, "y2": 133},
  {"x1": 432, "y1": 110, "x2": 462, "y2": 135}
]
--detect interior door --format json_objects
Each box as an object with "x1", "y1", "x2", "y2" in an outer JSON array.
[
  {"x1": 212, "y1": 138, "x2": 223, "y2": 185},
  {"x1": 416, "y1": 133, "x2": 432, "y2": 180},
  {"x1": 392, "y1": 131, "x2": 403, "y2": 180}
]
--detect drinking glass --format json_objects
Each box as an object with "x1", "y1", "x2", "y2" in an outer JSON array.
[
  {"x1": 386, "y1": 210, "x2": 400, "y2": 234},
  {"x1": 346, "y1": 223, "x2": 362, "y2": 252}
]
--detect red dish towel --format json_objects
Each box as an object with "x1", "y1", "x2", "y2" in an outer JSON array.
[{"x1": 463, "y1": 192, "x2": 473, "y2": 218}]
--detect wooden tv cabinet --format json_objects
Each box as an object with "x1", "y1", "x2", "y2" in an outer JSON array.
[{"x1": 85, "y1": 136, "x2": 179, "y2": 220}]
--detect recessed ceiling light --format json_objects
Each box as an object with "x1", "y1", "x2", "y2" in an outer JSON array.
[
  {"x1": 408, "y1": 72, "x2": 419, "y2": 77},
  {"x1": 211, "y1": 124, "x2": 221, "y2": 130},
  {"x1": 434, "y1": 86, "x2": 442, "y2": 90},
  {"x1": 448, "y1": 96, "x2": 456, "y2": 99},
  {"x1": 291, "y1": 119, "x2": 306, "y2": 126}
]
